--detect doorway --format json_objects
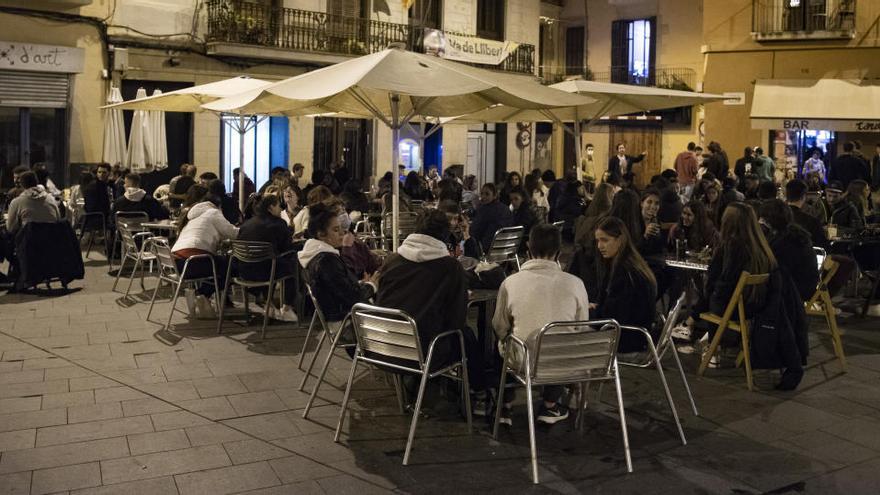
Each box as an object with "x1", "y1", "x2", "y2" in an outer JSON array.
[
  {"x1": 314, "y1": 117, "x2": 372, "y2": 186},
  {"x1": 608, "y1": 123, "x2": 662, "y2": 189}
]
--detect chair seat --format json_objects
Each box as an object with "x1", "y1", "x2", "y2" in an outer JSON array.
[
  {"x1": 699, "y1": 312, "x2": 744, "y2": 332},
  {"x1": 231, "y1": 274, "x2": 296, "y2": 288}
]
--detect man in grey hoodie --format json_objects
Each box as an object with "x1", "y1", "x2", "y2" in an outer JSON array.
[{"x1": 5, "y1": 172, "x2": 59, "y2": 235}]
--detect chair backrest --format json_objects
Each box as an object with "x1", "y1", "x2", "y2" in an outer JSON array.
[
  {"x1": 151, "y1": 238, "x2": 179, "y2": 279},
  {"x1": 115, "y1": 211, "x2": 149, "y2": 227},
  {"x1": 808, "y1": 256, "x2": 840, "y2": 307},
  {"x1": 302, "y1": 274, "x2": 330, "y2": 330},
  {"x1": 486, "y1": 225, "x2": 525, "y2": 261},
  {"x1": 813, "y1": 246, "x2": 826, "y2": 272},
  {"x1": 717, "y1": 271, "x2": 770, "y2": 321},
  {"x1": 381, "y1": 211, "x2": 419, "y2": 242},
  {"x1": 552, "y1": 220, "x2": 565, "y2": 230},
  {"x1": 350, "y1": 303, "x2": 424, "y2": 368},
  {"x1": 531, "y1": 319, "x2": 621, "y2": 383},
  {"x1": 230, "y1": 240, "x2": 276, "y2": 264},
  {"x1": 117, "y1": 223, "x2": 142, "y2": 254},
  {"x1": 655, "y1": 293, "x2": 686, "y2": 359}
]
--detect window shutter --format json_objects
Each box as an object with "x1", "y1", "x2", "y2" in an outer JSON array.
[{"x1": 0, "y1": 71, "x2": 70, "y2": 108}]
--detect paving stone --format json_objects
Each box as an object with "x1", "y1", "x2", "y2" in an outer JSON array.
[
  {"x1": 44, "y1": 367, "x2": 97, "y2": 381},
  {"x1": 0, "y1": 429, "x2": 35, "y2": 452},
  {"x1": 237, "y1": 370, "x2": 301, "y2": 393},
  {"x1": 121, "y1": 397, "x2": 179, "y2": 417},
  {"x1": 221, "y1": 413, "x2": 302, "y2": 441},
  {"x1": 35, "y1": 415, "x2": 154, "y2": 447},
  {"x1": 0, "y1": 437, "x2": 129, "y2": 474},
  {"x1": 2, "y1": 348, "x2": 52, "y2": 361},
  {"x1": 69, "y1": 376, "x2": 119, "y2": 392},
  {"x1": 222, "y1": 439, "x2": 290, "y2": 465},
  {"x1": 268, "y1": 455, "x2": 338, "y2": 484},
  {"x1": 0, "y1": 369, "x2": 45, "y2": 385},
  {"x1": 85, "y1": 331, "x2": 130, "y2": 345},
  {"x1": 127, "y1": 429, "x2": 191, "y2": 456},
  {"x1": 22, "y1": 357, "x2": 74, "y2": 370},
  {"x1": 100, "y1": 445, "x2": 231, "y2": 485},
  {"x1": 227, "y1": 391, "x2": 288, "y2": 417},
  {"x1": 151, "y1": 410, "x2": 212, "y2": 431},
  {"x1": 315, "y1": 474, "x2": 392, "y2": 495},
  {"x1": 70, "y1": 476, "x2": 179, "y2": 495},
  {"x1": 0, "y1": 379, "x2": 69, "y2": 399},
  {"x1": 0, "y1": 396, "x2": 42, "y2": 415},
  {"x1": 192, "y1": 375, "x2": 248, "y2": 398},
  {"x1": 31, "y1": 462, "x2": 102, "y2": 495},
  {"x1": 0, "y1": 361, "x2": 23, "y2": 373},
  {"x1": 0, "y1": 472, "x2": 30, "y2": 495},
  {"x1": 822, "y1": 416, "x2": 880, "y2": 452},
  {"x1": 93, "y1": 387, "x2": 147, "y2": 403},
  {"x1": 67, "y1": 402, "x2": 123, "y2": 424},
  {"x1": 0, "y1": 408, "x2": 67, "y2": 433},
  {"x1": 138, "y1": 381, "x2": 200, "y2": 402},
  {"x1": 237, "y1": 480, "x2": 325, "y2": 495},
  {"x1": 185, "y1": 424, "x2": 249, "y2": 446},
  {"x1": 174, "y1": 461, "x2": 281, "y2": 495},
  {"x1": 41, "y1": 390, "x2": 95, "y2": 410},
  {"x1": 103, "y1": 368, "x2": 167, "y2": 386},
  {"x1": 162, "y1": 363, "x2": 213, "y2": 381},
  {"x1": 273, "y1": 433, "x2": 356, "y2": 464},
  {"x1": 177, "y1": 397, "x2": 237, "y2": 420}
]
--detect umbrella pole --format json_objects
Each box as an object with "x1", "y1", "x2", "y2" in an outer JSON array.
[
  {"x1": 391, "y1": 94, "x2": 400, "y2": 252},
  {"x1": 238, "y1": 114, "x2": 247, "y2": 212},
  {"x1": 574, "y1": 117, "x2": 583, "y2": 182}
]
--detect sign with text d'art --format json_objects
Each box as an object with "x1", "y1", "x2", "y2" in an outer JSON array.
[
  {"x1": 423, "y1": 28, "x2": 518, "y2": 66},
  {"x1": 0, "y1": 41, "x2": 85, "y2": 74}
]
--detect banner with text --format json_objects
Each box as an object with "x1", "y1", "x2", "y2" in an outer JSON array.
[
  {"x1": 0, "y1": 41, "x2": 85, "y2": 73},
  {"x1": 423, "y1": 28, "x2": 518, "y2": 66},
  {"x1": 751, "y1": 118, "x2": 880, "y2": 133}
]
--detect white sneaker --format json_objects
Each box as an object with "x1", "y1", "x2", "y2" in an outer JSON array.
[
  {"x1": 671, "y1": 324, "x2": 691, "y2": 341},
  {"x1": 194, "y1": 295, "x2": 216, "y2": 320},
  {"x1": 274, "y1": 305, "x2": 299, "y2": 323},
  {"x1": 184, "y1": 288, "x2": 197, "y2": 316}
]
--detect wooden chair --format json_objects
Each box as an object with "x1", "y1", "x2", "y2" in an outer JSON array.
[
  {"x1": 805, "y1": 257, "x2": 847, "y2": 371},
  {"x1": 697, "y1": 271, "x2": 769, "y2": 391}
]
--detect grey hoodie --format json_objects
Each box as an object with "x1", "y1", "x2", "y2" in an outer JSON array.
[{"x1": 5, "y1": 187, "x2": 60, "y2": 233}]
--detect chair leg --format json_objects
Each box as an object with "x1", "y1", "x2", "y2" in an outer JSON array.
[
  {"x1": 738, "y1": 303, "x2": 754, "y2": 391},
  {"x1": 124, "y1": 256, "x2": 140, "y2": 297},
  {"x1": 613, "y1": 363, "x2": 633, "y2": 473},
  {"x1": 393, "y1": 374, "x2": 406, "y2": 414},
  {"x1": 460, "y1": 360, "x2": 473, "y2": 434},
  {"x1": 822, "y1": 292, "x2": 847, "y2": 371},
  {"x1": 298, "y1": 312, "x2": 318, "y2": 370},
  {"x1": 333, "y1": 356, "x2": 360, "y2": 443},
  {"x1": 697, "y1": 321, "x2": 728, "y2": 376},
  {"x1": 525, "y1": 375, "x2": 539, "y2": 484},
  {"x1": 216, "y1": 281, "x2": 231, "y2": 335},
  {"x1": 402, "y1": 367, "x2": 431, "y2": 466},
  {"x1": 861, "y1": 274, "x2": 880, "y2": 318},
  {"x1": 146, "y1": 278, "x2": 163, "y2": 321},
  {"x1": 669, "y1": 338, "x2": 699, "y2": 416},
  {"x1": 299, "y1": 329, "x2": 328, "y2": 392},
  {"x1": 491, "y1": 354, "x2": 509, "y2": 440},
  {"x1": 112, "y1": 253, "x2": 127, "y2": 292},
  {"x1": 84, "y1": 231, "x2": 94, "y2": 259},
  {"x1": 303, "y1": 328, "x2": 345, "y2": 419},
  {"x1": 260, "y1": 282, "x2": 275, "y2": 341},
  {"x1": 165, "y1": 281, "x2": 184, "y2": 331},
  {"x1": 647, "y1": 342, "x2": 686, "y2": 445}
]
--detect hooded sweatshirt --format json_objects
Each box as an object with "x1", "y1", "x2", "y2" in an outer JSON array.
[
  {"x1": 299, "y1": 238, "x2": 374, "y2": 322},
  {"x1": 5, "y1": 187, "x2": 60, "y2": 233},
  {"x1": 112, "y1": 188, "x2": 169, "y2": 221},
  {"x1": 171, "y1": 201, "x2": 238, "y2": 255}
]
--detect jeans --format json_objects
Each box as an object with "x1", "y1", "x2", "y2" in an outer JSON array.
[{"x1": 174, "y1": 255, "x2": 227, "y2": 297}]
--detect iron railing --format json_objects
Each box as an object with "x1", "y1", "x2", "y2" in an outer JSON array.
[
  {"x1": 590, "y1": 66, "x2": 697, "y2": 91},
  {"x1": 206, "y1": 0, "x2": 535, "y2": 74},
  {"x1": 752, "y1": 0, "x2": 856, "y2": 36}
]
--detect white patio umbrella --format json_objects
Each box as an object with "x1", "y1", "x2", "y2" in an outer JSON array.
[
  {"x1": 103, "y1": 76, "x2": 274, "y2": 209},
  {"x1": 148, "y1": 89, "x2": 168, "y2": 171},
  {"x1": 203, "y1": 48, "x2": 594, "y2": 249},
  {"x1": 101, "y1": 86, "x2": 127, "y2": 167},
  {"x1": 126, "y1": 87, "x2": 153, "y2": 173},
  {"x1": 445, "y1": 80, "x2": 727, "y2": 179}
]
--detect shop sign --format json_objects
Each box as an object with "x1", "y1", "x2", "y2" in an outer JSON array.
[
  {"x1": 0, "y1": 41, "x2": 85, "y2": 73},
  {"x1": 423, "y1": 28, "x2": 519, "y2": 66},
  {"x1": 751, "y1": 118, "x2": 880, "y2": 132}
]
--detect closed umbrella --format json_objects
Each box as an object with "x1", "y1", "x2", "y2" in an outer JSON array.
[
  {"x1": 148, "y1": 89, "x2": 168, "y2": 171},
  {"x1": 101, "y1": 86, "x2": 127, "y2": 167},
  {"x1": 203, "y1": 47, "x2": 594, "y2": 249},
  {"x1": 126, "y1": 87, "x2": 153, "y2": 173}
]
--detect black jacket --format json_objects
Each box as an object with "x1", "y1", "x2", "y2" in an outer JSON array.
[
  {"x1": 219, "y1": 195, "x2": 242, "y2": 226},
  {"x1": 829, "y1": 154, "x2": 870, "y2": 188},
  {"x1": 594, "y1": 262, "x2": 657, "y2": 353},
  {"x1": 112, "y1": 195, "x2": 169, "y2": 221},
  {"x1": 749, "y1": 269, "x2": 808, "y2": 379},
  {"x1": 470, "y1": 200, "x2": 513, "y2": 254},
  {"x1": 734, "y1": 156, "x2": 755, "y2": 179},
  {"x1": 306, "y1": 252, "x2": 374, "y2": 322},
  {"x1": 567, "y1": 244, "x2": 601, "y2": 296},
  {"x1": 790, "y1": 205, "x2": 827, "y2": 249},
  {"x1": 82, "y1": 180, "x2": 112, "y2": 216},
  {"x1": 608, "y1": 154, "x2": 645, "y2": 181},
  {"x1": 705, "y1": 152, "x2": 730, "y2": 180},
  {"x1": 830, "y1": 200, "x2": 865, "y2": 230},
  {"x1": 767, "y1": 225, "x2": 819, "y2": 301},
  {"x1": 237, "y1": 214, "x2": 295, "y2": 282},
  {"x1": 13, "y1": 221, "x2": 84, "y2": 289},
  {"x1": 376, "y1": 253, "x2": 468, "y2": 356},
  {"x1": 511, "y1": 203, "x2": 539, "y2": 248}
]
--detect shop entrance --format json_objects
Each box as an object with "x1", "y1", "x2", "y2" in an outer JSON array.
[{"x1": 769, "y1": 129, "x2": 836, "y2": 180}]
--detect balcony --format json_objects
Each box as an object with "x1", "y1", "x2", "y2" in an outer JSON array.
[
  {"x1": 205, "y1": 0, "x2": 534, "y2": 74},
  {"x1": 752, "y1": 0, "x2": 856, "y2": 41},
  {"x1": 590, "y1": 66, "x2": 697, "y2": 91}
]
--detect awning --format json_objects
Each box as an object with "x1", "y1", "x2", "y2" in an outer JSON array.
[{"x1": 751, "y1": 79, "x2": 880, "y2": 132}]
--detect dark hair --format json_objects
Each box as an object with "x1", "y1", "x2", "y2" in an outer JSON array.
[
  {"x1": 254, "y1": 193, "x2": 280, "y2": 217},
  {"x1": 701, "y1": 172, "x2": 717, "y2": 182},
  {"x1": 293, "y1": 163, "x2": 304, "y2": 172},
  {"x1": 595, "y1": 216, "x2": 657, "y2": 291},
  {"x1": 199, "y1": 172, "x2": 218, "y2": 182},
  {"x1": 843, "y1": 142, "x2": 854, "y2": 153},
  {"x1": 78, "y1": 171, "x2": 94, "y2": 187},
  {"x1": 641, "y1": 187, "x2": 662, "y2": 203},
  {"x1": 681, "y1": 200, "x2": 714, "y2": 248},
  {"x1": 757, "y1": 181, "x2": 777, "y2": 200},
  {"x1": 19, "y1": 171, "x2": 38, "y2": 189},
  {"x1": 306, "y1": 202, "x2": 338, "y2": 239},
  {"x1": 755, "y1": 147, "x2": 764, "y2": 155},
  {"x1": 125, "y1": 173, "x2": 141, "y2": 187},
  {"x1": 506, "y1": 171, "x2": 522, "y2": 186},
  {"x1": 415, "y1": 209, "x2": 451, "y2": 241},
  {"x1": 708, "y1": 141, "x2": 722, "y2": 153},
  {"x1": 528, "y1": 223, "x2": 561, "y2": 258},
  {"x1": 524, "y1": 173, "x2": 543, "y2": 198},
  {"x1": 541, "y1": 170, "x2": 556, "y2": 183},
  {"x1": 661, "y1": 169, "x2": 679, "y2": 181},
  {"x1": 650, "y1": 176, "x2": 671, "y2": 191},
  {"x1": 508, "y1": 186, "x2": 529, "y2": 202},
  {"x1": 743, "y1": 146, "x2": 753, "y2": 157},
  {"x1": 608, "y1": 188, "x2": 644, "y2": 240},
  {"x1": 271, "y1": 166, "x2": 288, "y2": 176},
  {"x1": 13, "y1": 165, "x2": 30, "y2": 176},
  {"x1": 95, "y1": 163, "x2": 111, "y2": 173},
  {"x1": 695, "y1": 146, "x2": 704, "y2": 153},
  {"x1": 481, "y1": 182, "x2": 497, "y2": 195},
  {"x1": 687, "y1": 142, "x2": 696, "y2": 151},
  {"x1": 785, "y1": 179, "x2": 808, "y2": 202},
  {"x1": 758, "y1": 198, "x2": 793, "y2": 232},
  {"x1": 311, "y1": 169, "x2": 326, "y2": 186},
  {"x1": 721, "y1": 176, "x2": 738, "y2": 191},
  {"x1": 183, "y1": 184, "x2": 209, "y2": 208},
  {"x1": 306, "y1": 185, "x2": 333, "y2": 206},
  {"x1": 31, "y1": 164, "x2": 49, "y2": 186},
  {"x1": 206, "y1": 179, "x2": 227, "y2": 198}
]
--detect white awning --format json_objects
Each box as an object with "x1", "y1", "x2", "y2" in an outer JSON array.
[{"x1": 751, "y1": 79, "x2": 880, "y2": 132}]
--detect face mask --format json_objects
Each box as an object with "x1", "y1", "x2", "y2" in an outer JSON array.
[{"x1": 338, "y1": 212, "x2": 352, "y2": 231}]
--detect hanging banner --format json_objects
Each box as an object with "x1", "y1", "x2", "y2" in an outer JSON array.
[
  {"x1": 423, "y1": 28, "x2": 518, "y2": 66},
  {"x1": 0, "y1": 41, "x2": 84, "y2": 74}
]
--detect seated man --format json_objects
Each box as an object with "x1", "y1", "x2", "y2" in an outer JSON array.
[
  {"x1": 827, "y1": 181, "x2": 865, "y2": 230},
  {"x1": 82, "y1": 163, "x2": 113, "y2": 225},
  {"x1": 5, "y1": 171, "x2": 60, "y2": 234},
  {"x1": 492, "y1": 223, "x2": 590, "y2": 426},
  {"x1": 112, "y1": 173, "x2": 169, "y2": 221},
  {"x1": 168, "y1": 164, "x2": 196, "y2": 209},
  {"x1": 376, "y1": 209, "x2": 488, "y2": 414}
]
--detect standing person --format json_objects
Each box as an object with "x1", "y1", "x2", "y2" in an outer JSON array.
[
  {"x1": 581, "y1": 143, "x2": 597, "y2": 179},
  {"x1": 753, "y1": 148, "x2": 775, "y2": 183},
  {"x1": 829, "y1": 142, "x2": 870, "y2": 188},
  {"x1": 523, "y1": 173, "x2": 549, "y2": 212},
  {"x1": 674, "y1": 142, "x2": 699, "y2": 191},
  {"x1": 493, "y1": 223, "x2": 590, "y2": 425},
  {"x1": 291, "y1": 163, "x2": 305, "y2": 188},
  {"x1": 704, "y1": 141, "x2": 730, "y2": 180},
  {"x1": 425, "y1": 166, "x2": 440, "y2": 192},
  {"x1": 733, "y1": 147, "x2": 755, "y2": 180},
  {"x1": 802, "y1": 150, "x2": 826, "y2": 184},
  {"x1": 542, "y1": 170, "x2": 560, "y2": 211},
  {"x1": 470, "y1": 183, "x2": 513, "y2": 255},
  {"x1": 607, "y1": 143, "x2": 647, "y2": 183},
  {"x1": 232, "y1": 167, "x2": 256, "y2": 203},
  {"x1": 871, "y1": 143, "x2": 880, "y2": 191}
]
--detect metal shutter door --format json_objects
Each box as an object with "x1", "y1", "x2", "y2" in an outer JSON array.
[{"x1": 0, "y1": 71, "x2": 70, "y2": 108}]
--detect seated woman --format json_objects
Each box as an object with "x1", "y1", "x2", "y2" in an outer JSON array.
[
  {"x1": 498, "y1": 171, "x2": 522, "y2": 205},
  {"x1": 593, "y1": 216, "x2": 658, "y2": 353},
  {"x1": 759, "y1": 199, "x2": 819, "y2": 302},
  {"x1": 470, "y1": 183, "x2": 513, "y2": 255},
  {"x1": 554, "y1": 180, "x2": 587, "y2": 242},
  {"x1": 171, "y1": 192, "x2": 239, "y2": 317},
  {"x1": 293, "y1": 185, "x2": 333, "y2": 238},
  {"x1": 324, "y1": 198, "x2": 381, "y2": 279},
  {"x1": 298, "y1": 202, "x2": 378, "y2": 329},
  {"x1": 339, "y1": 179, "x2": 370, "y2": 216},
  {"x1": 638, "y1": 188, "x2": 666, "y2": 258},
  {"x1": 668, "y1": 200, "x2": 719, "y2": 252},
  {"x1": 280, "y1": 180, "x2": 303, "y2": 228},
  {"x1": 236, "y1": 194, "x2": 299, "y2": 322},
  {"x1": 508, "y1": 187, "x2": 538, "y2": 250},
  {"x1": 403, "y1": 171, "x2": 431, "y2": 201},
  {"x1": 574, "y1": 182, "x2": 613, "y2": 249}
]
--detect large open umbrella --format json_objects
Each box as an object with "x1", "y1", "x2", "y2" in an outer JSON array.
[
  {"x1": 103, "y1": 76, "x2": 273, "y2": 209},
  {"x1": 203, "y1": 47, "x2": 594, "y2": 249},
  {"x1": 126, "y1": 88, "x2": 153, "y2": 172},
  {"x1": 102, "y1": 86, "x2": 127, "y2": 167},
  {"x1": 147, "y1": 89, "x2": 168, "y2": 172}
]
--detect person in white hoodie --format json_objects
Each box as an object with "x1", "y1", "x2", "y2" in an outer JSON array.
[
  {"x1": 112, "y1": 173, "x2": 169, "y2": 221},
  {"x1": 171, "y1": 194, "x2": 239, "y2": 317},
  {"x1": 492, "y1": 222, "x2": 590, "y2": 427},
  {"x1": 5, "y1": 172, "x2": 59, "y2": 234}
]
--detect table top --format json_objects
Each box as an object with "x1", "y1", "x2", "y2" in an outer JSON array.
[
  {"x1": 142, "y1": 220, "x2": 175, "y2": 230},
  {"x1": 468, "y1": 289, "x2": 499, "y2": 304},
  {"x1": 665, "y1": 257, "x2": 709, "y2": 272}
]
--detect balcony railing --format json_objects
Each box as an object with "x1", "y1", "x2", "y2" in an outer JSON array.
[
  {"x1": 752, "y1": 0, "x2": 856, "y2": 40},
  {"x1": 590, "y1": 66, "x2": 697, "y2": 91},
  {"x1": 206, "y1": 0, "x2": 534, "y2": 74}
]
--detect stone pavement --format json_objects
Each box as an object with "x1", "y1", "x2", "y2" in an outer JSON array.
[{"x1": 1, "y1": 258, "x2": 880, "y2": 494}]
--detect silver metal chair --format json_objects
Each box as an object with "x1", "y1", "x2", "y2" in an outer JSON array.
[
  {"x1": 334, "y1": 303, "x2": 473, "y2": 466},
  {"x1": 146, "y1": 238, "x2": 220, "y2": 332},
  {"x1": 217, "y1": 241, "x2": 298, "y2": 340},
  {"x1": 814, "y1": 246, "x2": 827, "y2": 272},
  {"x1": 381, "y1": 211, "x2": 419, "y2": 250},
  {"x1": 298, "y1": 278, "x2": 337, "y2": 385},
  {"x1": 111, "y1": 221, "x2": 156, "y2": 297},
  {"x1": 492, "y1": 319, "x2": 629, "y2": 484},
  {"x1": 109, "y1": 211, "x2": 149, "y2": 270},
  {"x1": 551, "y1": 220, "x2": 565, "y2": 231},
  {"x1": 484, "y1": 225, "x2": 526, "y2": 270}
]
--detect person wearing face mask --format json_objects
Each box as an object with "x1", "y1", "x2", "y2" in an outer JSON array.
[
  {"x1": 298, "y1": 202, "x2": 378, "y2": 328},
  {"x1": 329, "y1": 198, "x2": 381, "y2": 279},
  {"x1": 236, "y1": 193, "x2": 299, "y2": 322}
]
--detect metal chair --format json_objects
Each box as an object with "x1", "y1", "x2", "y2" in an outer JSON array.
[
  {"x1": 111, "y1": 221, "x2": 156, "y2": 297},
  {"x1": 146, "y1": 238, "x2": 220, "y2": 332},
  {"x1": 334, "y1": 303, "x2": 472, "y2": 466},
  {"x1": 298, "y1": 277, "x2": 338, "y2": 385},
  {"x1": 483, "y1": 225, "x2": 526, "y2": 270},
  {"x1": 552, "y1": 220, "x2": 565, "y2": 231},
  {"x1": 618, "y1": 294, "x2": 698, "y2": 419},
  {"x1": 381, "y1": 211, "x2": 419, "y2": 250},
  {"x1": 491, "y1": 319, "x2": 629, "y2": 483},
  {"x1": 109, "y1": 211, "x2": 149, "y2": 269},
  {"x1": 217, "y1": 240, "x2": 298, "y2": 340}
]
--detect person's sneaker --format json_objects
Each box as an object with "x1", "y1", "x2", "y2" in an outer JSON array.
[
  {"x1": 671, "y1": 324, "x2": 691, "y2": 341},
  {"x1": 497, "y1": 406, "x2": 513, "y2": 427},
  {"x1": 472, "y1": 394, "x2": 489, "y2": 417},
  {"x1": 184, "y1": 288, "x2": 197, "y2": 316},
  {"x1": 194, "y1": 295, "x2": 216, "y2": 320},
  {"x1": 537, "y1": 403, "x2": 569, "y2": 425},
  {"x1": 272, "y1": 305, "x2": 299, "y2": 323}
]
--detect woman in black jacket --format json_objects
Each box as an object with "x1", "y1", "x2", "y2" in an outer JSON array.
[
  {"x1": 297, "y1": 202, "x2": 378, "y2": 324},
  {"x1": 759, "y1": 199, "x2": 819, "y2": 301},
  {"x1": 593, "y1": 216, "x2": 659, "y2": 352},
  {"x1": 508, "y1": 187, "x2": 538, "y2": 251},
  {"x1": 236, "y1": 194, "x2": 298, "y2": 321}
]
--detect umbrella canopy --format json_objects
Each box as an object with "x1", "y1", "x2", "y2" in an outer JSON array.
[
  {"x1": 147, "y1": 89, "x2": 168, "y2": 171},
  {"x1": 101, "y1": 86, "x2": 127, "y2": 167},
  {"x1": 126, "y1": 88, "x2": 153, "y2": 173},
  {"x1": 103, "y1": 76, "x2": 273, "y2": 112}
]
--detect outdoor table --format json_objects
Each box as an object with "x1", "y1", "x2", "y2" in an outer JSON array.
[
  {"x1": 142, "y1": 220, "x2": 175, "y2": 232},
  {"x1": 665, "y1": 257, "x2": 710, "y2": 333},
  {"x1": 665, "y1": 257, "x2": 709, "y2": 272},
  {"x1": 468, "y1": 289, "x2": 499, "y2": 365}
]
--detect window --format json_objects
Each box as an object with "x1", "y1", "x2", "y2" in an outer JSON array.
[
  {"x1": 611, "y1": 17, "x2": 656, "y2": 85},
  {"x1": 220, "y1": 115, "x2": 289, "y2": 191},
  {"x1": 477, "y1": 0, "x2": 504, "y2": 41},
  {"x1": 0, "y1": 107, "x2": 67, "y2": 188},
  {"x1": 409, "y1": 0, "x2": 442, "y2": 29},
  {"x1": 565, "y1": 26, "x2": 585, "y2": 76}
]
